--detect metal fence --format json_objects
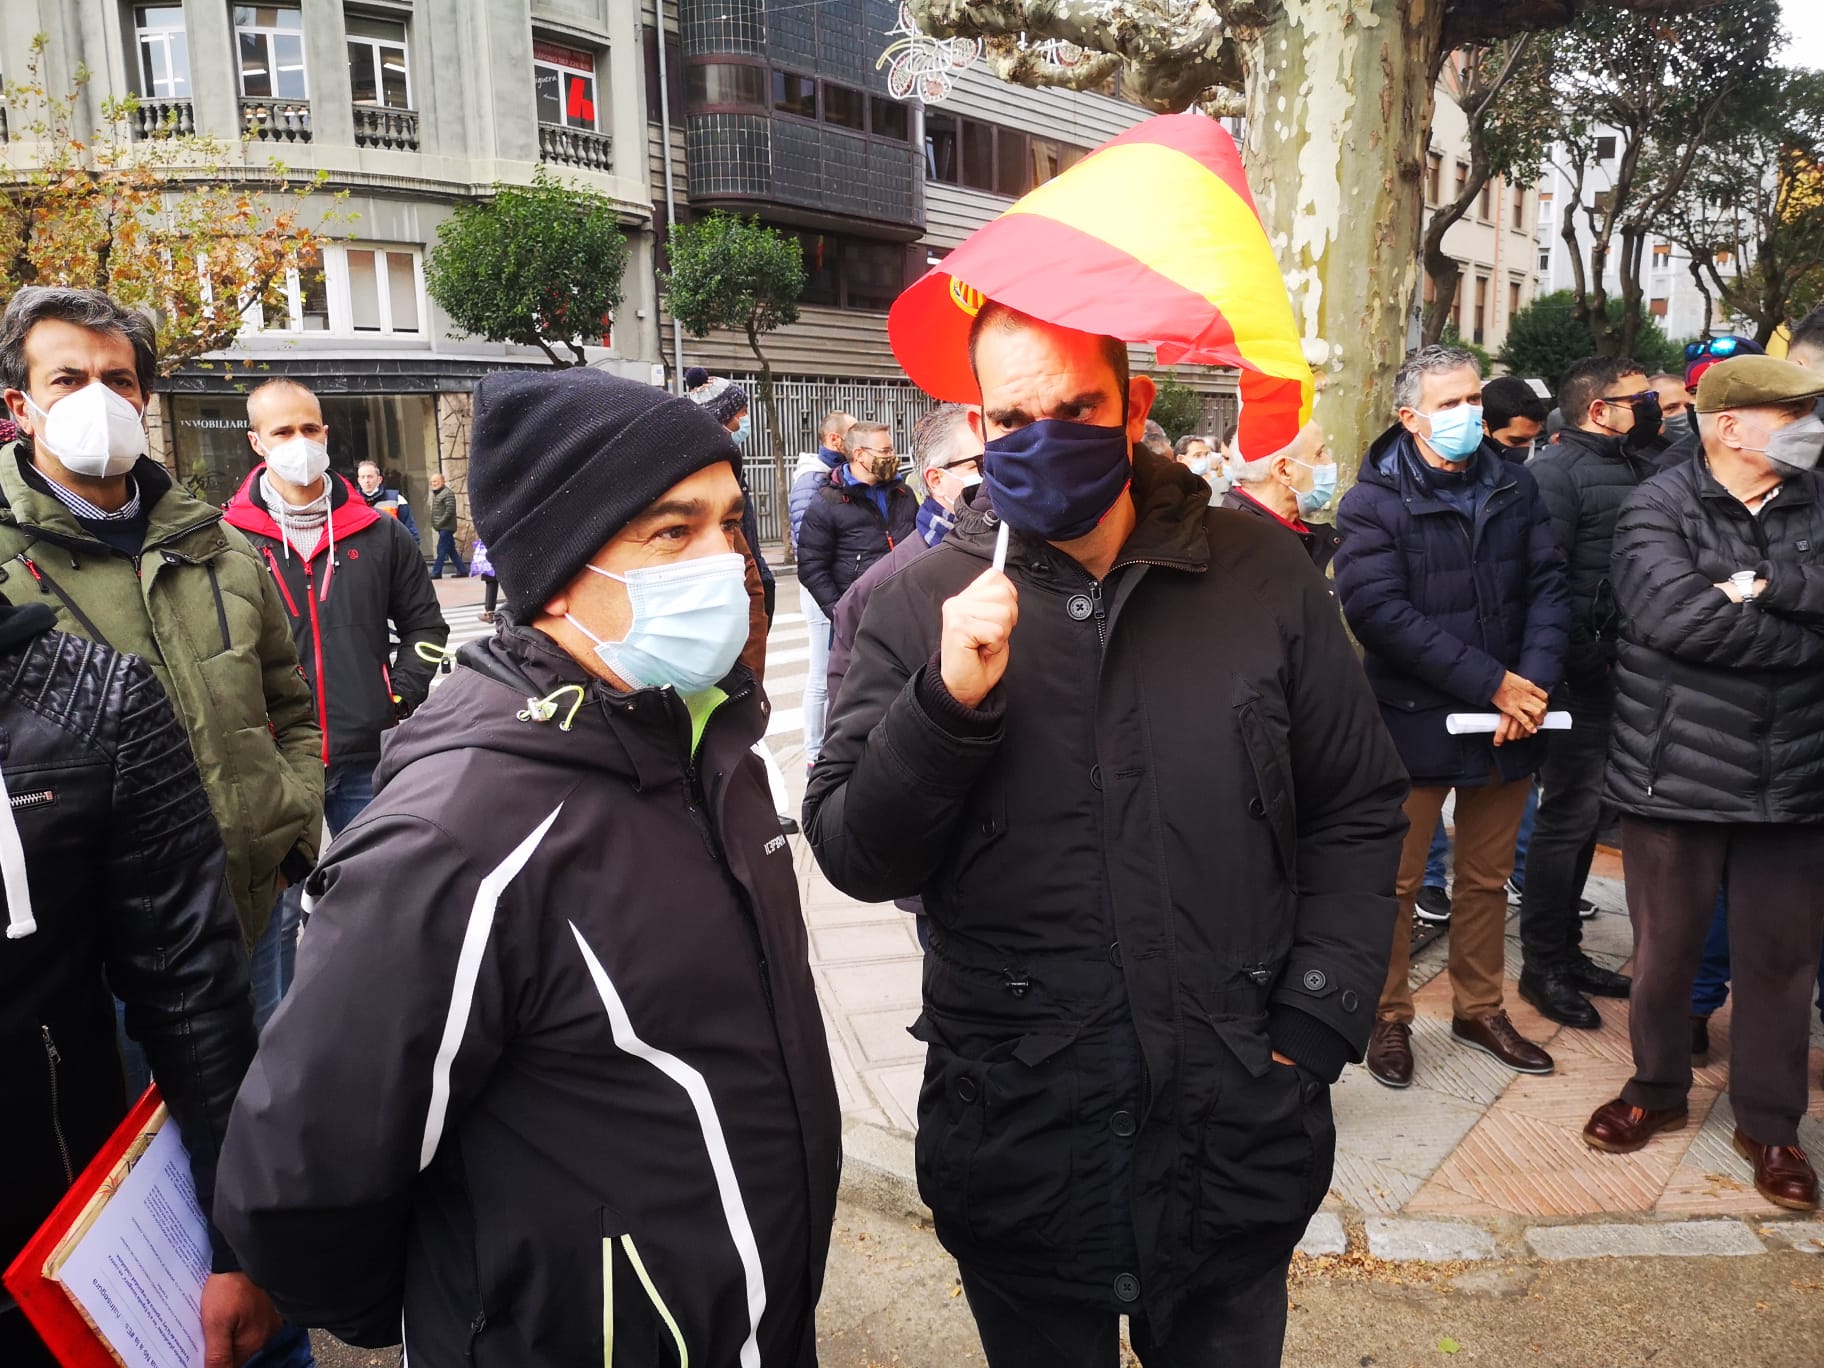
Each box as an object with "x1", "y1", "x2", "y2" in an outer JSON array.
[{"x1": 725, "y1": 373, "x2": 927, "y2": 545}]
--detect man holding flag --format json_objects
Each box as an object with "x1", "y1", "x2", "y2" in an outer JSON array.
[{"x1": 804, "y1": 116, "x2": 1408, "y2": 1367}]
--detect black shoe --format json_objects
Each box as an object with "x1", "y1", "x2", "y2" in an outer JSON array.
[
  {"x1": 1415, "y1": 886, "x2": 1452, "y2": 924},
  {"x1": 1565, "y1": 956, "x2": 1631, "y2": 998},
  {"x1": 1519, "y1": 969, "x2": 1601, "y2": 1029},
  {"x1": 1578, "y1": 897, "x2": 1598, "y2": 920},
  {"x1": 1505, "y1": 876, "x2": 1524, "y2": 900},
  {"x1": 1692, "y1": 1015, "x2": 1711, "y2": 1068}
]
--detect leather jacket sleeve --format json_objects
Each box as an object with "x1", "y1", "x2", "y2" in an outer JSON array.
[{"x1": 103, "y1": 657, "x2": 258, "y2": 1275}]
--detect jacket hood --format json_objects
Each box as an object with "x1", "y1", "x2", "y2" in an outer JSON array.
[
  {"x1": 223, "y1": 467, "x2": 381, "y2": 551},
  {"x1": 944, "y1": 445, "x2": 1212, "y2": 572},
  {"x1": 376, "y1": 622, "x2": 765, "y2": 796}
]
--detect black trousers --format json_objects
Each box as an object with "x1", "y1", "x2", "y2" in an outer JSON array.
[
  {"x1": 959, "y1": 1256, "x2": 1292, "y2": 1368},
  {"x1": 1518, "y1": 685, "x2": 1612, "y2": 974},
  {"x1": 1620, "y1": 817, "x2": 1824, "y2": 1145}
]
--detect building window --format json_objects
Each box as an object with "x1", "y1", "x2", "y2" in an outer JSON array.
[
  {"x1": 1652, "y1": 242, "x2": 1672, "y2": 266},
  {"x1": 926, "y1": 112, "x2": 958, "y2": 183},
  {"x1": 922, "y1": 112, "x2": 1086, "y2": 198},
  {"x1": 994, "y1": 129, "x2": 1028, "y2": 197},
  {"x1": 1478, "y1": 180, "x2": 1493, "y2": 221},
  {"x1": 135, "y1": 5, "x2": 191, "y2": 100},
  {"x1": 1650, "y1": 297, "x2": 1669, "y2": 318},
  {"x1": 771, "y1": 70, "x2": 816, "y2": 120},
  {"x1": 822, "y1": 82, "x2": 865, "y2": 131},
  {"x1": 1538, "y1": 247, "x2": 1550, "y2": 272},
  {"x1": 1508, "y1": 279, "x2": 1523, "y2": 318},
  {"x1": 234, "y1": 6, "x2": 308, "y2": 100},
  {"x1": 347, "y1": 14, "x2": 410, "y2": 109},
  {"x1": 688, "y1": 61, "x2": 765, "y2": 107},
  {"x1": 345, "y1": 247, "x2": 422, "y2": 334},
  {"x1": 870, "y1": 96, "x2": 908, "y2": 141},
  {"x1": 786, "y1": 230, "x2": 911, "y2": 312},
  {"x1": 253, "y1": 263, "x2": 330, "y2": 333},
  {"x1": 1473, "y1": 274, "x2": 1488, "y2": 344},
  {"x1": 1511, "y1": 189, "x2": 1526, "y2": 231},
  {"x1": 1426, "y1": 151, "x2": 1442, "y2": 205},
  {"x1": 1595, "y1": 134, "x2": 1617, "y2": 161},
  {"x1": 961, "y1": 120, "x2": 994, "y2": 192},
  {"x1": 1454, "y1": 160, "x2": 1468, "y2": 202},
  {"x1": 535, "y1": 41, "x2": 597, "y2": 129}
]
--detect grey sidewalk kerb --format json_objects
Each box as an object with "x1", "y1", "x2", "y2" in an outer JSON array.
[
  {"x1": 1365, "y1": 1217, "x2": 1499, "y2": 1262},
  {"x1": 1525, "y1": 1220, "x2": 1767, "y2": 1260}
]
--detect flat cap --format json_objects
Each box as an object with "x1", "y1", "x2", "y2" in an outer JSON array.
[{"x1": 1694, "y1": 354, "x2": 1824, "y2": 413}]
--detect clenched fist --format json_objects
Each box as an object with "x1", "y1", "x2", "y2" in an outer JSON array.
[{"x1": 940, "y1": 567, "x2": 1019, "y2": 709}]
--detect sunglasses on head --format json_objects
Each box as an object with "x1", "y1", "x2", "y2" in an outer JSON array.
[{"x1": 1685, "y1": 337, "x2": 1746, "y2": 363}]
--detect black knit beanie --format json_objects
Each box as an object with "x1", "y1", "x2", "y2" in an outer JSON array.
[{"x1": 468, "y1": 368, "x2": 739, "y2": 620}]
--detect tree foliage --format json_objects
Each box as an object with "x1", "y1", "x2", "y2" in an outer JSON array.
[
  {"x1": 1148, "y1": 374, "x2": 1204, "y2": 442},
  {"x1": 1421, "y1": 38, "x2": 1557, "y2": 346},
  {"x1": 1660, "y1": 68, "x2": 1824, "y2": 344},
  {"x1": 1547, "y1": 0, "x2": 1779, "y2": 357},
  {"x1": 426, "y1": 166, "x2": 628, "y2": 367},
  {"x1": 1497, "y1": 289, "x2": 1683, "y2": 392},
  {"x1": 0, "y1": 36, "x2": 331, "y2": 375}
]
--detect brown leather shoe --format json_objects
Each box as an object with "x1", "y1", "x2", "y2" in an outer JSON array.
[
  {"x1": 1733, "y1": 1129, "x2": 1820, "y2": 1211},
  {"x1": 1583, "y1": 1098, "x2": 1689, "y2": 1153},
  {"x1": 1366, "y1": 1020, "x2": 1414, "y2": 1089},
  {"x1": 1452, "y1": 1011, "x2": 1554, "y2": 1074}
]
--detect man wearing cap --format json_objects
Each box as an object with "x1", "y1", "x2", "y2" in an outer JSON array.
[
  {"x1": 806, "y1": 301, "x2": 1408, "y2": 1365},
  {"x1": 1585, "y1": 355, "x2": 1824, "y2": 1213},
  {"x1": 216, "y1": 369, "x2": 841, "y2": 1364}
]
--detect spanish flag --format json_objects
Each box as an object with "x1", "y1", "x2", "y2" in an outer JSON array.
[{"x1": 889, "y1": 113, "x2": 1314, "y2": 459}]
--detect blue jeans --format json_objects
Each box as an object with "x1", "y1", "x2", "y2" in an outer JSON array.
[
  {"x1": 800, "y1": 582, "x2": 831, "y2": 763},
  {"x1": 250, "y1": 887, "x2": 303, "y2": 1031},
  {"x1": 244, "y1": 1325, "x2": 316, "y2": 1367},
  {"x1": 1692, "y1": 884, "x2": 1824, "y2": 1020},
  {"x1": 431, "y1": 528, "x2": 466, "y2": 578},
  {"x1": 324, "y1": 758, "x2": 377, "y2": 837},
  {"x1": 1423, "y1": 817, "x2": 1449, "y2": 889}
]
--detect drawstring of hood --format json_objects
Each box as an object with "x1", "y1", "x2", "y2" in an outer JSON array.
[
  {"x1": 0, "y1": 764, "x2": 37, "y2": 939},
  {"x1": 518, "y1": 684, "x2": 586, "y2": 732},
  {"x1": 260, "y1": 473, "x2": 338, "y2": 598}
]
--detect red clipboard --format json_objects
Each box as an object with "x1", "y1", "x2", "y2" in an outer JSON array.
[{"x1": 3, "y1": 1087, "x2": 165, "y2": 1368}]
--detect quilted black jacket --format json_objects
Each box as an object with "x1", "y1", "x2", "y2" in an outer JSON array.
[{"x1": 0, "y1": 601, "x2": 256, "y2": 1284}]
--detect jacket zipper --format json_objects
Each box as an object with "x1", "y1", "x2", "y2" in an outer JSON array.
[
  {"x1": 1087, "y1": 578, "x2": 1108, "y2": 647},
  {"x1": 261, "y1": 546, "x2": 302, "y2": 616},
  {"x1": 14, "y1": 554, "x2": 108, "y2": 645},
  {"x1": 41, "y1": 1025, "x2": 74, "y2": 1185},
  {"x1": 302, "y1": 558, "x2": 331, "y2": 766},
  {"x1": 204, "y1": 561, "x2": 231, "y2": 653},
  {"x1": 9, "y1": 788, "x2": 54, "y2": 810}
]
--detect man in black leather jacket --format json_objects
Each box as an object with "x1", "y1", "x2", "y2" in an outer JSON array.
[{"x1": 0, "y1": 598, "x2": 276, "y2": 1368}]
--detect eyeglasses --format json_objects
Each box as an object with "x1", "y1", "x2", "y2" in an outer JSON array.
[
  {"x1": 857, "y1": 446, "x2": 896, "y2": 457},
  {"x1": 938, "y1": 457, "x2": 982, "y2": 474},
  {"x1": 1686, "y1": 337, "x2": 1747, "y2": 363}
]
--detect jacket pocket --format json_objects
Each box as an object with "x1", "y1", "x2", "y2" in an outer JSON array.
[
  {"x1": 1234, "y1": 683, "x2": 1296, "y2": 878},
  {"x1": 910, "y1": 1010, "x2": 1081, "y2": 1254},
  {"x1": 598, "y1": 1212, "x2": 689, "y2": 1368},
  {"x1": 1644, "y1": 688, "x2": 1674, "y2": 796},
  {"x1": 1191, "y1": 1012, "x2": 1329, "y2": 1248}
]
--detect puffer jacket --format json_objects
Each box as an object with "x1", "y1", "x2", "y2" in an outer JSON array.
[
  {"x1": 1607, "y1": 454, "x2": 1824, "y2": 823},
  {"x1": 0, "y1": 601, "x2": 255, "y2": 1294},
  {"x1": 1527, "y1": 428, "x2": 1658, "y2": 686},
  {"x1": 805, "y1": 450, "x2": 1409, "y2": 1332},
  {"x1": 1333, "y1": 428, "x2": 1571, "y2": 788},
  {"x1": 788, "y1": 448, "x2": 843, "y2": 552},
  {"x1": 217, "y1": 621, "x2": 841, "y2": 1366},
  {"x1": 796, "y1": 467, "x2": 918, "y2": 615},
  {"x1": 224, "y1": 469, "x2": 448, "y2": 768},
  {"x1": 0, "y1": 444, "x2": 322, "y2": 943}
]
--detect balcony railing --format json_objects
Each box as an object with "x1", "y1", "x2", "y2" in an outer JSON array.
[
  {"x1": 538, "y1": 122, "x2": 613, "y2": 173},
  {"x1": 241, "y1": 98, "x2": 311, "y2": 143},
  {"x1": 129, "y1": 98, "x2": 196, "y2": 140},
  {"x1": 352, "y1": 104, "x2": 419, "y2": 151}
]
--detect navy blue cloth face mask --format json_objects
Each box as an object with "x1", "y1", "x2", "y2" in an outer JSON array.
[{"x1": 982, "y1": 418, "x2": 1133, "y2": 542}]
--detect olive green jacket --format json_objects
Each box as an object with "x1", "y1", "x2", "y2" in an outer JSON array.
[{"x1": 0, "y1": 444, "x2": 323, "y2": 943}]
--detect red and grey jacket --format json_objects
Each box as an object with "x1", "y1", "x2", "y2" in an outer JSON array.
[
  {"x1": 224, "y1": 469, "x2": 447, "y2": 768},
  {"x1": 215, "y1": 623, "x2": 842, "y2": 1366}
]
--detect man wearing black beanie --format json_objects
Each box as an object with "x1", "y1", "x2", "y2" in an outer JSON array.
[{"x1": 217, "y1": 368, "x2": 842, "y2": 1367}]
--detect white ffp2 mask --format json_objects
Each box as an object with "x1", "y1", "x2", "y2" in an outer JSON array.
[
  {"x1": 26, "y1": 382, "x2": 146, "y2": 478},
  {"x1": 260, "y1": 436, "x2": 331, "y2": 487}
]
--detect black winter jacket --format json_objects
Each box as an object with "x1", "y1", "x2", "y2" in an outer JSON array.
[
  {"x1": 1607, "y1": 455, "x2": 1824, "y2": 823},
  {"x1": 804, "y1": 450, "x2": 1409, "y2": 1330},
  {"x1": 1333, "y1": 429, "x2": 1571, "y2": 787},
  {"x1": 1527, "y1": 428, "x2": 1658, "y2": 686},
  {"x1": 1219, "y1": 487, "x2": 1342, "y2": 571},
  {"x1": 216, "y1": 623, "x2": 841, "y2": 1366},
  {"x1": 0, "y1": 603, "x2": 255, "y2": 1288},
  {"x1": 796, "y1": 469, "x2": 918, "y2": 615},
  {"x1": 225, "y1": 470, "x2": 448, "y2": 768}
]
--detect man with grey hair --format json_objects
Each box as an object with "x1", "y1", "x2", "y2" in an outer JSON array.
[
  {"x1": 1140, "y1": 418, "x2": 1173, "y2": 461},
  {"x1": 0, "y1": 286, "x2": 323, "y2": 984},
  {"x1": 913, "y1": 402, "x2": 982, "y2": 548},
  {"x1": 1334, "y1": 343, "x2": 1570, "y2": 1089},
  {"x1": 1220, "y1": 420, "x2": 1340, "y2": 571}
]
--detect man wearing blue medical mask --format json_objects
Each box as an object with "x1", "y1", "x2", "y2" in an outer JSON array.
[
  {"x1": 1334, "y1": 344, "x2": 1571, "y2": 1092},
  {"x1": 807, "y1": 303, "x2": 1408, "y2": 1367},
  {"x1": 1221, "y1": 420, "x2": 1341, "y2": 571},
  {"x1": 217, "y1": 367, "x2": 840, "y2": 1366}
]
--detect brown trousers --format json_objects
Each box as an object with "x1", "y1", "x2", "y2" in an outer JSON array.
[
  {"x1": 1379, "y1": 774, "x2": 1533, "y2": 1024},
  {"x1": 1620, "y1": 817, "x2": 1824, "y2": 1146}
]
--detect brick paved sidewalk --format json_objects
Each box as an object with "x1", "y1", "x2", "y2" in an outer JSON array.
[{"x1": 783, "y1": 792, "x2": 1824, "y2": 1228}]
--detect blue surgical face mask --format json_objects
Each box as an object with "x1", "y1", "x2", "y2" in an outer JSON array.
[
  {"x1": 1292, "y1": 459, "x2": 1338, "y2": 515},
  {"x1": 983, "y1": 419, "x2": 1132, "y2": 542},
  {"x1": 732, "y1": 414, "x2": 751, "y2": 444},
  {"x1": 565, "y1": 551, "x2": 749, "y2": 696},
  {"x1": 1417, "y1": 404, "x2": 1485, "y2": 462},
  {"x1": 1188, "y1": 455, "x2": 1212, "y2": 478}
]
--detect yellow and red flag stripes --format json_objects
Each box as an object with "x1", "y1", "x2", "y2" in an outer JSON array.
[{"x1": 889, "y1": 113, "x2": 1314, "y2": 459}]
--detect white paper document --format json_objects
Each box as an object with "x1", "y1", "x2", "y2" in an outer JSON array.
[
  {"x1": 54, "y1": 1120, "x2": 208, "y2": 1368},
  {"x1": 1445, "y1": 710, "x2": 1572, "y2": 735}
]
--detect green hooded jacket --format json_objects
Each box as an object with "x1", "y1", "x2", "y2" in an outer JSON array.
[{"x1": 0, "y1": 443, "x2": 323, "y2": 943}]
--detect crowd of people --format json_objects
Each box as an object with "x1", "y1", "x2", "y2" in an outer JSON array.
[{"x1": 4, "y1": 266, "x2": 1824, "y2": 1368}]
